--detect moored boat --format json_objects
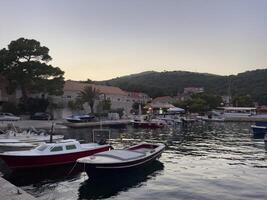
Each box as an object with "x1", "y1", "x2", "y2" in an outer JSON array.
[
  {"x1": 0, "y1": 139, "x2": 111, "y2": 170},
  {"x1": 251, "y1": 125, "x2": 267, "y2": 138},
  {"x1": 251, "y1": 121, "x2": 267, "y2": 138},
  {"x1": 77, "y1": 142, "x2": 165, "y2": 177},
  {"x1": 65, "y1": 114, "x2": 95, "y2": 123}
]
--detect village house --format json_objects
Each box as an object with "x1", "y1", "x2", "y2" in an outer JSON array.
[
  {"x1": 183, "y1": 87, "x2": 204, "y2": 94},
  {"x1": 61, "y1": 80, "x2": 150, "y2": 115},
  {"x1": 152, "y1": 96, "x2": 175, "y2": 104}
]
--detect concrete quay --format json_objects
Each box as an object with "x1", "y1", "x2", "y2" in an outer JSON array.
[
  {"x1": 62, "y1": 119, "x2": 131, "y2": 128},
  {"x1": 0, "y1": 177, "x2": 36, "y2": 200},
  {"x1": 0, "y1": 119, "x2": 67, "y2": 130}
]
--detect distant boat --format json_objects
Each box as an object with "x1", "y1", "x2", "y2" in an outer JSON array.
[
  {"x1": 0, "y1": 139, "x2": 111, "y2": 170},
  {"x1": 77, "y1": 142, "x2": 165, "y2": 177},
  {"x1": 251, "y1": 121, "x2": 267, "y2": 139},
  {"x1": 65, "y1": 114, "x2": 95, "y2": 123}
]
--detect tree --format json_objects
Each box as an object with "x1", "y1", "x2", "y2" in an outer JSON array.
[
  {"x1": 0, "y1": 38, "x2": 64, "y2": 100},
  {"x1": 233, "y1": 95, "x2": 253, "y2": 107},
  {"x1": 78, "y1": 86, "x2": 99, "y2": 113},
  {"x1": 96, "y1": 99, "x2": 111, "y2": 113},
  {"x1": 67, "y1": 99, "x2": 84, "y2": 112}
]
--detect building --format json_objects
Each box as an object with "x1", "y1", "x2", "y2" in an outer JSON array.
[
  {"x1": 62, "y1": 80, "x2": 150, "y2": 115},
  {"x1": 127, "y1": 91, "x2": 151, "y2": 104},
  {"x1": 183, "y1": 87, "x2": 204, "y2": 94},
  {"x1": 152, "y1": 96, "x2": 175, "y2": 104}
]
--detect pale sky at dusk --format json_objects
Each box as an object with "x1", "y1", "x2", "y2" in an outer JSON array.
[{"x1": 0, "y1": 0, "x2": 267, "y2": 80}]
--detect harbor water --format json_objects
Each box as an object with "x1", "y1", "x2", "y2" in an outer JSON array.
[{"x1": 1, "y1": 122, "x2": 267, "y2": 200}]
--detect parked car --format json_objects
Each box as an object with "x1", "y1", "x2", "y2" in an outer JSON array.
[
  {"x1": 0, "y1": 112, "x2": 21, "y2": 121},
  {"x1": 30, "y1": 112, "x2": 53, "y2": 120}
]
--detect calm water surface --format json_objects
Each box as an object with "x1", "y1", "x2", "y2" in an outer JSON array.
[{"x1": 5, "y1": 122, "x2": 267, "y2": 200}]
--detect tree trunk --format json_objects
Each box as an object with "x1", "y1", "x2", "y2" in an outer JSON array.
[
  {"x1": 21, "y1": 84, "x2": 28, "y2": 102},
  {"x1": 89, "y1": 102, "x2": 94, "y2": 114}
]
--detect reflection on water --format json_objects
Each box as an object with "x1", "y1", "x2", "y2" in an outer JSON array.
[
  {"x1": 78, "y1": 161, "x2": 164, "y2": 200},
  {"x1": 1, "y1": 122, "x2": 267, "y2": 200},
  {"x1": 4, "y1": 163, "x2": 83, "y2": 187}
]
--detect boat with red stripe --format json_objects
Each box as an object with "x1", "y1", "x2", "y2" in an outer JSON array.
[{"x1": 0, "y1": 139, "x2": 111, "y2": 170}]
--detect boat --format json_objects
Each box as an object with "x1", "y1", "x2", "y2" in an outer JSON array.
[
  {"x1": 0, "y1": 139, "x2": 111, "y2": 170},
  {"x1": 213, "y1": 107, "x2": 267, "y2": 121},
  {"x1": 77, "y1": 142, "x2": 165, "y2": 177},
  {"x1": 65, "y1": 114, "x2": 95, "y2": 123},
  {"x1": 251, "y1": 121, "x2": 267, "y2": 138},
  {"x1": 0, "y1": 141, "x2": 36, "y2": 152},
  {"x1": 0, "y1": 131, "x2": 65, "y2": 152},
  {"x1": 0, "y1": 134, "x2": 64, "y2": 143}
]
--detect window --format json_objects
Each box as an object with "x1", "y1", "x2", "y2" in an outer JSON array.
[
  {"x1": 67, "y1": 96, "x2": 71, "y2": 98},
  {"x1": 50, "y1": 146, "x2": 63, "y2": 152},
  {"x1": 37, "y1": 144, "x2": 48, "y2": 151},
  {"x1": 66, "y1": 145, "x2": 77, "y2": 150}
]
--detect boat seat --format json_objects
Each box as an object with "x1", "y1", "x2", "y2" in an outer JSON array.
[{"x1": 96, "y1": 150, "x2": 145, "y2": 161}]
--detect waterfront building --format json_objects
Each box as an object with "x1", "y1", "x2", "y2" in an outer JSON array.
[{"x1": 62, "y1": 80, "x2": 150, "y2": 115}]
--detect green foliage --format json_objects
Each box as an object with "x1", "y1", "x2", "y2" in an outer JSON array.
[
  {"x1": 67, "y1": 99, "x2": 84, "y2": 111},
  {"x1": 173, "y1": 93, "x2": 222, "y2": 113},
  {"x1": 96, "y1": 99, "x2": 111, "y2": 113},
  {"x1": 232, "y1": 95, "x2": 253, "y2": 107},
  {"x1": 80, "y1": 78, "x2": 93, "y2": 84},
  {"x1": 0, "y1": 38, "x2": 64, "y2": 99},
  {"x1": 98, "y1": 70, "x2": 267, "y2": 105},
  {"x1": 1, "y1": 102, "x2": 18, "y2": 114},
  {"x1": 18, "y1": 97, "x2": 49, "y2": 114},
  {"x1": 78, "y1": 86, "x2": 98, "y2": 113}
]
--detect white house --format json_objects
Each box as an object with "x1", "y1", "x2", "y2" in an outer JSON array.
[{"x1": 61, "y1": 80, "x2": 150, "y2": 115}]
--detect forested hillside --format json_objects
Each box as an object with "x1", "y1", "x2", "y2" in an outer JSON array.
[{"x1": 97, "y1": 69, "x2": 267, "y2": 104}]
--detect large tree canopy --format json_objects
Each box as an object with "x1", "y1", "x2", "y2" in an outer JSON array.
[{"x1": 0, "y1": 38, "x2": 64, "y2": 99}]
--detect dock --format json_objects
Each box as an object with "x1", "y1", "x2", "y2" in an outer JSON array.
[
  {"x1": 63, "y1": 119, "x2": 131, "y2": 128},
  {"x1": 224, "y1": 116, "x2": 267, "y2": 122},
  {"x1": 0, "y1": 177, "x2": 36, "y2": 200}
]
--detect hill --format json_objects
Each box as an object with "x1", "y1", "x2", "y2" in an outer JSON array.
[{"x1": 97, "y1": 69, "x2": 267, "y2": 104}]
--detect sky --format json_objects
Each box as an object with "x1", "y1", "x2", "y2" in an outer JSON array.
[{"x1": 0, "y1": 0, "x2": 267, "y2": 80}]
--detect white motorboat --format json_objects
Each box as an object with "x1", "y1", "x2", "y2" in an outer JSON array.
[{"x1": 0, "y1": 139, "x2": 111, "y2": 170}]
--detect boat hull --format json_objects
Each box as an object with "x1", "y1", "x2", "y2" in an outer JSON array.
[
  {"x1": 0, "y1": 146, "x2": 110, "y2": 170},
  {"x1": 81, "y1": 146, "x2": 164, "y2": 177},
  {"x1": 251, "y1": 125, "x2": 267, "y2": 139}
]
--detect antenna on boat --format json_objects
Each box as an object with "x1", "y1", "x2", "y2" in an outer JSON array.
[{"x1": 49, "y1": 122, "x2": 55, "y2": 143}]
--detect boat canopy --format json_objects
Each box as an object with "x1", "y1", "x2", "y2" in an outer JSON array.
[
  {"x1": 167, "y1": 107, "x2": 185, "y2": 113},
  {"x1": 218, "y1": 107, "x2": 256, "y2": 111},
  {"x1": 146, "y1": 102, "x2": 175, "y2": 109}
]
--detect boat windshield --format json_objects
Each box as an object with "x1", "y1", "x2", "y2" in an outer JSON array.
[{"x1": 36, "y1": 144, "x2": 48, "y2": 151}]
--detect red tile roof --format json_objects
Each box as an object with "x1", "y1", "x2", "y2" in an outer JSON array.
[{"x1": 64, "y1": 80, "x2": 127, "y2": 96}]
